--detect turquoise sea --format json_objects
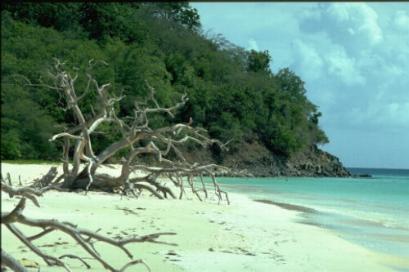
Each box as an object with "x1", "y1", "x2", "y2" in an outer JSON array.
[{"x1": 216, "y1": 168, "x2": 409, "y2": 258}]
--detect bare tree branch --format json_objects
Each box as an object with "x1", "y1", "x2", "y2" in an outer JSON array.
[
  {"x1": 39, "y1": 59, "x2": 229, "y2": 204},
  {"x1": 1, "y1": 249, "x2": 27, "y2": 272},
  {"x1": 1, "y1": 181, "x2": 176, "y2": 272}
]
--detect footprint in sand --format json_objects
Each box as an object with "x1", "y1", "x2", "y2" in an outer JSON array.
[
  {"x1": 268, "y1": 253, "x2": 286, "y2": 264},
  {"x1": 39, "y1": 241, "x2": 69, "y2": 248},
  {"x1": 166, "y1": 250, "x2": 180, "y2": 257},
  {"x1": 236, "y1": 247, "x2": 256, "y2": 256},
  {"x1": 20, "y1": 258, "x2": 39, "y2": 269},
  {"x1": 164, "y1": 250, "x2": 182, "y2": 262}
]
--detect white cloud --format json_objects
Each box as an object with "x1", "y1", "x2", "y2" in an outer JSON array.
[
  {"x1": 352, "y1": 4, "x2": 383, "y2": 45},
  {"x1": 291, "y1": 39, "x2": 324, "y2": 80},
  {"x1": 301, "y1": 3, "x2": 383, "y2": 52},
  {"x1": 291, "y1": 38, "x2": 365, "y2": 86},
  {"x1": 247, "y1": 38, "x2": 259, "y2": 51},
  {"x1": 394, "y1": 10, "x2": 409, "y2": 32},
  {"x1": 324, "y1": 45, "x2": 366, "y2": 86},
  {"x1": 348, "y1": 101, "x2": 409, "y2": 129}
]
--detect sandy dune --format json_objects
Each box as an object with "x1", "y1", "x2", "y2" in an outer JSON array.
[{"x1": 1, "y1": 163, "x2": 406, "y2": 271}]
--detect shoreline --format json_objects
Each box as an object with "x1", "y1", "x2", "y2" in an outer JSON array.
[
  {"x1": 253, "y1": 199, "x2": 318, "y2": 213},
  {"x1": 1, "y1": 163, "x2": 407, "y2": 271}
]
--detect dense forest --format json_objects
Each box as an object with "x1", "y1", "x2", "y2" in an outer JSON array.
[{"x1": 1, "y1": 3, "x2": 330, "y2": 167}]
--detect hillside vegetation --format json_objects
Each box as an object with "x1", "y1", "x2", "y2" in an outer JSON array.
[{"x1": 1, "y1": 3, "x2": 332, "y2": 173}]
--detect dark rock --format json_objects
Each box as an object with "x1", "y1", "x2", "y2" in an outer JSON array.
[{"x1": 352, "y1": 174, "x2": 372, "y2": 178}]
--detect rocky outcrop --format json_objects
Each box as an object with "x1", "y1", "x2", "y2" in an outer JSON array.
[
  {"x1": 280, "y1": 146, "x2": 351, "y2": 177},
  {"x1": 180, "y1": 140, "x2": 351, "y2": 177}
]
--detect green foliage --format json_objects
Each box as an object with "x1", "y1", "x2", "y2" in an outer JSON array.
[
  {"x1": 1, "y1": 3, "x2": 329, "y2": 161},
  {"x1": 143, "y1": 2, "x2": 201, "y2": 31},
  {"x1": 247, "y1": 50, "x2": 272, "y2": 73},
  {"x1": 1, "y1": 83, "x2": 59, "y2": 159},
  {"x1": 2, "y1": 3, "x2": 82, "y2": 31}
]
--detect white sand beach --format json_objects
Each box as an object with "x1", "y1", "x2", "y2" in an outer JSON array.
[{"x1": 1, "y1": 163, "x2": 407, "y2": 272}]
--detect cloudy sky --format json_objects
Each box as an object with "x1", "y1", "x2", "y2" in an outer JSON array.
[{"x1": 192, "y1": 2, "x2": 409, "y2": 169}]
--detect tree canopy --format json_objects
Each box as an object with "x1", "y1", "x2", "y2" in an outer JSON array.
[{"x1": 1, "y1": 2, "x2": 328, "y2": 161}]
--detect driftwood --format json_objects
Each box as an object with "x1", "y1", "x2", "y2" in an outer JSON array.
[
  {"x1": 1, "y1": 179, "x2": 176, "y2": 272},
  {"x1": 37, "y1": 59, "x2": 229, "y2": 204}
]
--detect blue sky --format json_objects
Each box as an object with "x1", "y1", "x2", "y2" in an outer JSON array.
[{"x1": 192, "y1": 2, "x2": 409, "y2": 169}]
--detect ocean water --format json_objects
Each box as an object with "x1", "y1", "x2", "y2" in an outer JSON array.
[{"x1": 216, "y1": 168, "x2": 409, "y2": 258}]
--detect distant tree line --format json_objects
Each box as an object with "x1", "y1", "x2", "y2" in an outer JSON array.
[{"x1": 1, "y1": 2, "x2": 328, "y2": 161}]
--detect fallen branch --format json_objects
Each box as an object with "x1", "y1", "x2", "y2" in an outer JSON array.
[{"x1": 1, "y1": 181, "x2": 176, "y2": 272}]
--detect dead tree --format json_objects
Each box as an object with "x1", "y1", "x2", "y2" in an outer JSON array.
[
  {"x1": 35, "y1": 59, "x2": 229, "y2": 204},
  {"x1": 1, "y1": 177, "x2": 176, "y2": 272}
]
